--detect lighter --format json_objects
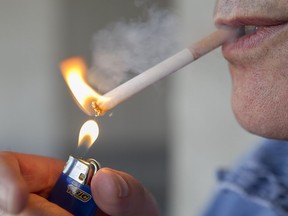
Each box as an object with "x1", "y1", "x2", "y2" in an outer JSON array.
[{"x1": 49, "y1": 155, "x2": 101, "y2": 216}]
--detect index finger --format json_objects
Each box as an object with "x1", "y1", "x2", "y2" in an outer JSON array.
[{"x1": 9, "y1": 152, "x2": 65, "y2": 195}]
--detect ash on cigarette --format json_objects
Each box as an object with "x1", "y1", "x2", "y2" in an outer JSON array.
[{"x1": 89, "y1": 5, "x2": 183, "y2": 93}]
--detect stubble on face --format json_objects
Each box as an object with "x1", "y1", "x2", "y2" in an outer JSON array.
[
  {"x1": 214, "y1": 0, "x2": 288, "y2": 22},
  {"x1": 215, "y1": 0, "x2": 288, "y2": 139}
]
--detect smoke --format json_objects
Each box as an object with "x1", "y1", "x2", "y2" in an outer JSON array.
[
  {"x1": 134, "y1": 0, "x2": 148, "y2": 8},
  {"x1": 89, "y1": 6, "x2": 182, "y2": 93}
]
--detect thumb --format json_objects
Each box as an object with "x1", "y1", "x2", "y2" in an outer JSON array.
[{"x1": 91, "y1": 168, "x2": 159, "y2": 216}]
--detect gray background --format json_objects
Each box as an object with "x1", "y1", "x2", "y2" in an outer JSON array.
[{"x1": 0, "y1": 0, "x2": 257, "y2": 215}]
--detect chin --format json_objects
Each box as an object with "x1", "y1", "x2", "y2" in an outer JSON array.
[
  {"x1": 228, "y1": 55, "x2": 288, "y2": 140},
  {"x1": 232, "y1": 92, "x2": 288, "y2": 140},
  {"x1": 235, "y1": 115, "x2": 288, "y2": 140}
]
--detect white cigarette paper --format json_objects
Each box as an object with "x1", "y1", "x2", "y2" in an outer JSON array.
[{"x1": 96, "y1": 27, "x2": 238, "y2": 114}]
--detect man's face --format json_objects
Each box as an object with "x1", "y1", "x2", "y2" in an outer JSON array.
[{"x1": 214, "y1": 0, "x2": 288, "y2": 139}]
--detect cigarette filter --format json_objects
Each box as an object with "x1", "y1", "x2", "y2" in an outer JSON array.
[{"x1": 49, "y1": 156, "x2": 100, "y2": 216}]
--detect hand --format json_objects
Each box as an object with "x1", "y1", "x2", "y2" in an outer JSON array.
[{"x1": 0, "y1": 152, "x2": 159, "y2": 216}]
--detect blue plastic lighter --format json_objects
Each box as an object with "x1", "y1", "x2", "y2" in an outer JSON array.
[{"x1": 49, "y1": 155, "x2": 101, "y2": 216}]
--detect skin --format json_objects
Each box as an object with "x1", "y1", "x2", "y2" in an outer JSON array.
[
  {"x1": 0, "y1": 152, "x2": 159, "y2": 216},
  {"x1": 1, "y1": 1, "x2": 288, "y2": 215},
  {"x1": 214, "y1": 0, "x2": 288, "y2": 139}
]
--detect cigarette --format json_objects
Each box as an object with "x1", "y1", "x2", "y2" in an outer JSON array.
[{"x1": 95, "y1": 27, "x2": 238, "y2": 115}]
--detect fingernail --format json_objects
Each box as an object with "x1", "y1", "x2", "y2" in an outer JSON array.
[
  {"x1": 0, "y1": 180, "x2": 28, "y2": 214},
  {"x1": 114, "y1": 174, "x2": 129, "y2": 198}
]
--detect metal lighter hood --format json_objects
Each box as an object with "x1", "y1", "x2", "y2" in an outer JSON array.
[{"x1": 63, "y1": 156, "x2": 101, "y2": 185}]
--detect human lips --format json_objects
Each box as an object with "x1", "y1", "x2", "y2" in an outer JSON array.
[{"x1": 215, "y1": 17, "x2": 288, "y2": 55}]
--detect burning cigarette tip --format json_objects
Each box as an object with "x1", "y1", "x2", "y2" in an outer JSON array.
[{"x1": 60, "y1": 57, "x2": 108, "y2": 116}]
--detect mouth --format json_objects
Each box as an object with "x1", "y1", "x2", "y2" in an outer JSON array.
[
  {"x1": 238, "y1": 23, "x2": 286, "y2": 40},
  {"x1": 215, "y1": 18, "x2": 288, "y2": 56},
  {"x1": 242, "y1": 26, "x2": 258, "y2": 35}
]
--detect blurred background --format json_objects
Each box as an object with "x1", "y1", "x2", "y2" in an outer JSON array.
[{"x1": 0, "y1": 0, "x2": 257, "y2": 215}]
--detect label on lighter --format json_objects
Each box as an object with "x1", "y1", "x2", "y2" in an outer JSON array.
[{"x1": 67, "y1": 184, "x2": 92, "y2": 202}]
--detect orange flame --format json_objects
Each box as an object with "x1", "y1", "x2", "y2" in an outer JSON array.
[{"x1": 60, "y1": 57, "x2": 105, "y2": 116}]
